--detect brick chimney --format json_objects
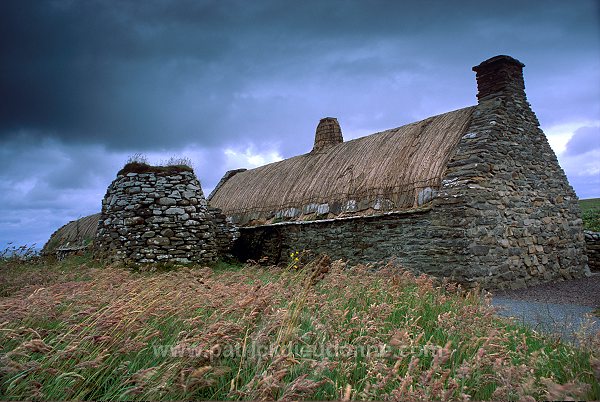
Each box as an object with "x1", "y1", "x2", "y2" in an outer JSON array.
[
  {"x1": 313, "y1": 117, "x2": 343, "y2": 152},
  {"x1": 472, "y1": 55, "x2": 526, "y2": 101}
]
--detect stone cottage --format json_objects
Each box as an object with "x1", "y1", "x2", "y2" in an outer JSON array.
[
  {"x1": 208, "y1": 55, "x2": 589, "y2": 289},
  {"x1": 44, "y1": 55, "x2": 590, "y2": 289}
]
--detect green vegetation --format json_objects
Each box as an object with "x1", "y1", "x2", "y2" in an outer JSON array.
[
  {"x1": 580, "y1": 198, "x2": 600, "y2": 213},
  {"x1": 1, "y1": 252, "x2": 598, "y2": 400},
  {"x1": 580, "y1": 198, "x2": 600, "y2": 232},
  {"x1": 582, "y1": 209, "x2": 600, "y2": 232}
]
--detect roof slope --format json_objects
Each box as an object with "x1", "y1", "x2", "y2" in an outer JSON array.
[
  {"x1": 42, "y1": 213, "x2": 100, "y2": 255},
  {"x1": 210, "y1": 106, "x2": 475, "y2": 224}
]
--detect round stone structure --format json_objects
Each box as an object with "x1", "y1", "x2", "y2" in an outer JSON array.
[{"x1": 95, "y1": 164, "x2": 218, "y2": 264}]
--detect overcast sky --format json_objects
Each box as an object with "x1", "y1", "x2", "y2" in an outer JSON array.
[{"x1": 1, "y1": 0, "x2": 599, "y2": 250}]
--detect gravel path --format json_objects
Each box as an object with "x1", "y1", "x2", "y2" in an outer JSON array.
[
  {"x1": 492, "y1": 275, "x2": 600, "y2": 307},
  {"x1": 490, "y1": 275, "x2": 600, "y2": 343}
]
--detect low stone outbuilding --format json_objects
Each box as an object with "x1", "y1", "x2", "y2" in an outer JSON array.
[
  {"x1": 95, "y1": 164, "x2": 220, "y2": 265},
  {"x1": 209, "y1": 55, "x2": 589, "y2": 289}
]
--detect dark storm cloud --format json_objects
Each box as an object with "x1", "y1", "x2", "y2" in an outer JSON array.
[
  {"x1": 0, "y1": 134, "x2": 252, "y2": 248},
  {"x1": 0, "y1": 0, "x2": 599, "y2": 249},
  {"x1": 0, "y1": 135, "x2": 110, "y2": 209},
  {"x1": 1, "y1": 0, "x2": 598, "y2": 152}
]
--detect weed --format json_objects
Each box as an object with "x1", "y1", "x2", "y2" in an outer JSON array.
[
  {"x1": 118, "y1": 154, "x2": 194, "y2": 176},
  {"x1": 162, "y1": 156, "x2": 193, "y2": 169},
  {"x1": 0, "y1": 243, "x2": 40, "y2": 265},
  {"x1": 0, "y1": 250, "x2": 99, "y2": 297},
  {"x1": 582, "y1": 208, "x2": 600, "y2": 232}
]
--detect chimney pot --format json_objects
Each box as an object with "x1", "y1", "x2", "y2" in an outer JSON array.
[
  {"x1": 472, "y1": 55, "x2": 526, "y2": 101},
  {"x1": 313, "y1": 117, "x2": 343, "y2": 152}
]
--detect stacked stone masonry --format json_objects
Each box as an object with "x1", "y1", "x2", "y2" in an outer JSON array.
[
  {"x1": 585, "y1": 231, "x2": 600, "y2": 272},
  {"x1": 208, "y1": 206, "x2": 240, "y2": 257},
  {"x1": 430, "y1": 56, "x2": 588, "y2": 287},
  {"x1": 95, "y1": 170, "x2": 218, "y2": 264}
]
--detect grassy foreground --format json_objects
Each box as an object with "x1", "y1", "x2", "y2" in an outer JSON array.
[{"x1": 0, "y1": 254, "x2": 599, "y2": 401}]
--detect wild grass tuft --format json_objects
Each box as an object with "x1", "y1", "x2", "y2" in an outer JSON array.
[
  {"x1": 118, "y1": 154, "x2": 194, "y2": 176},
  {"x1": 0, "y1": 250, "x2": 100, "y2": 297},
  {"x1": 0, "y1": 255, "x2": 598, "y2": 400},
  {"x1": 161, "y1": 156, "x2": 193, "y2": 169},
  {"x1": 1, "y1": 243, "x2": 40, "y2": 265}
]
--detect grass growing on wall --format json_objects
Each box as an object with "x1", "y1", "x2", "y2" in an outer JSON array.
[
  {"x1": 116, "y1": 153, "x2": 195, "y2": 176},
  {"x1": 0, "y1": 253, "x2": 599, "y2": 400}
]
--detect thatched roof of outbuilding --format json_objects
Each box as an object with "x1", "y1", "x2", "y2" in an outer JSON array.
[
  {"x1": 42, "y1": 213, "x2": 100, "y2": 255},
  {"x1": 210, "y1": 106, "x2": 475, "y2": 225}
]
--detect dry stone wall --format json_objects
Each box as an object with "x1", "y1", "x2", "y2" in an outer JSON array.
[
  {"x1": 585, "y1": 231, "x2": 600, "y2": 272},
  {"x1": 208, "y1": 206, "x2": 240, "y2": 258},
  {"x1": 233, "y1": 206, "x2": 544, "y2": 290},
  {"x1": 432, "y1": 56, "x2": 588, "y2": 287},
  {"x1": 233, "y1": 209, "x2": 449, "y2": 272},
  {"x1": 95, "y1": 168, "x2": 218, "y2": 264}
]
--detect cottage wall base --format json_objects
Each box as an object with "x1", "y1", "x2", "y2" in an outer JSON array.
[{"x1": 233, "y1": 206, "x2": 585, "y2": 290}]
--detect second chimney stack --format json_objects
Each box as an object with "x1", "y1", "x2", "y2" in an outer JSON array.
[{"x1": 313, "y1": 117, "x2": 343, "y2": 152}]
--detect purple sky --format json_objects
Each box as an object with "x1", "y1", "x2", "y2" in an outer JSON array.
[{"x1": 1, "y1": 0, "x2": 599, "y2": 250}]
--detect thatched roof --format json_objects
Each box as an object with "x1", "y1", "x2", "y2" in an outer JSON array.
[
  {"x1": 210, "y1": 106, "x2": 475, "y2": 225},
  {"x1": 42, "y1": 213, "x2": 100, "y2": 255}
]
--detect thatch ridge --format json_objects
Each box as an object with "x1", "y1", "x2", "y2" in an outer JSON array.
[
  {"x1": 208, "y1": 168, "x2": 247, "y2": 201},
  {"x1": 210, "y1": 106, "x2": 475, "y2": 224}
]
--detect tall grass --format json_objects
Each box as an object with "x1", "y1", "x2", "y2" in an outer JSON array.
[
  {"x1": 0, "y1": 243, "x2": 39, "y2": 264},
  {"x1": 0, "y1": 254, "x2": 598, "y2": 400},
  {"x1": 0, "y1": 248, "x2": 99, "y2": 297}
]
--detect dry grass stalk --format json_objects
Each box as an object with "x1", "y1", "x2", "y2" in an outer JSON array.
[{"x1": 0, "y1": 256, "x2": 598, "y2": 400}]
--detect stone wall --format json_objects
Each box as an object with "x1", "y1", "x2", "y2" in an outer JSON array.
[
  {"x1": 208, "y1": 206, "x2": 239, "y2": 258},
  {"x1": 432, "y1": 55, "x2": 588, "y2": 286},
  {"x1": 233, "y1": 56, "x2": 589, "y2": 290},
  {"x1": 234, "y1": 201, "x2": 587, "y2": 290},
  {"x1": 95, "y1": 167, "x2": 218, "y2": 264},
  {"x1": 233, "y1": 208, "x2": 467, "y2": 278},
  {"x1": 585, "y1": 231, "x2": 600, "y2": 272}
]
